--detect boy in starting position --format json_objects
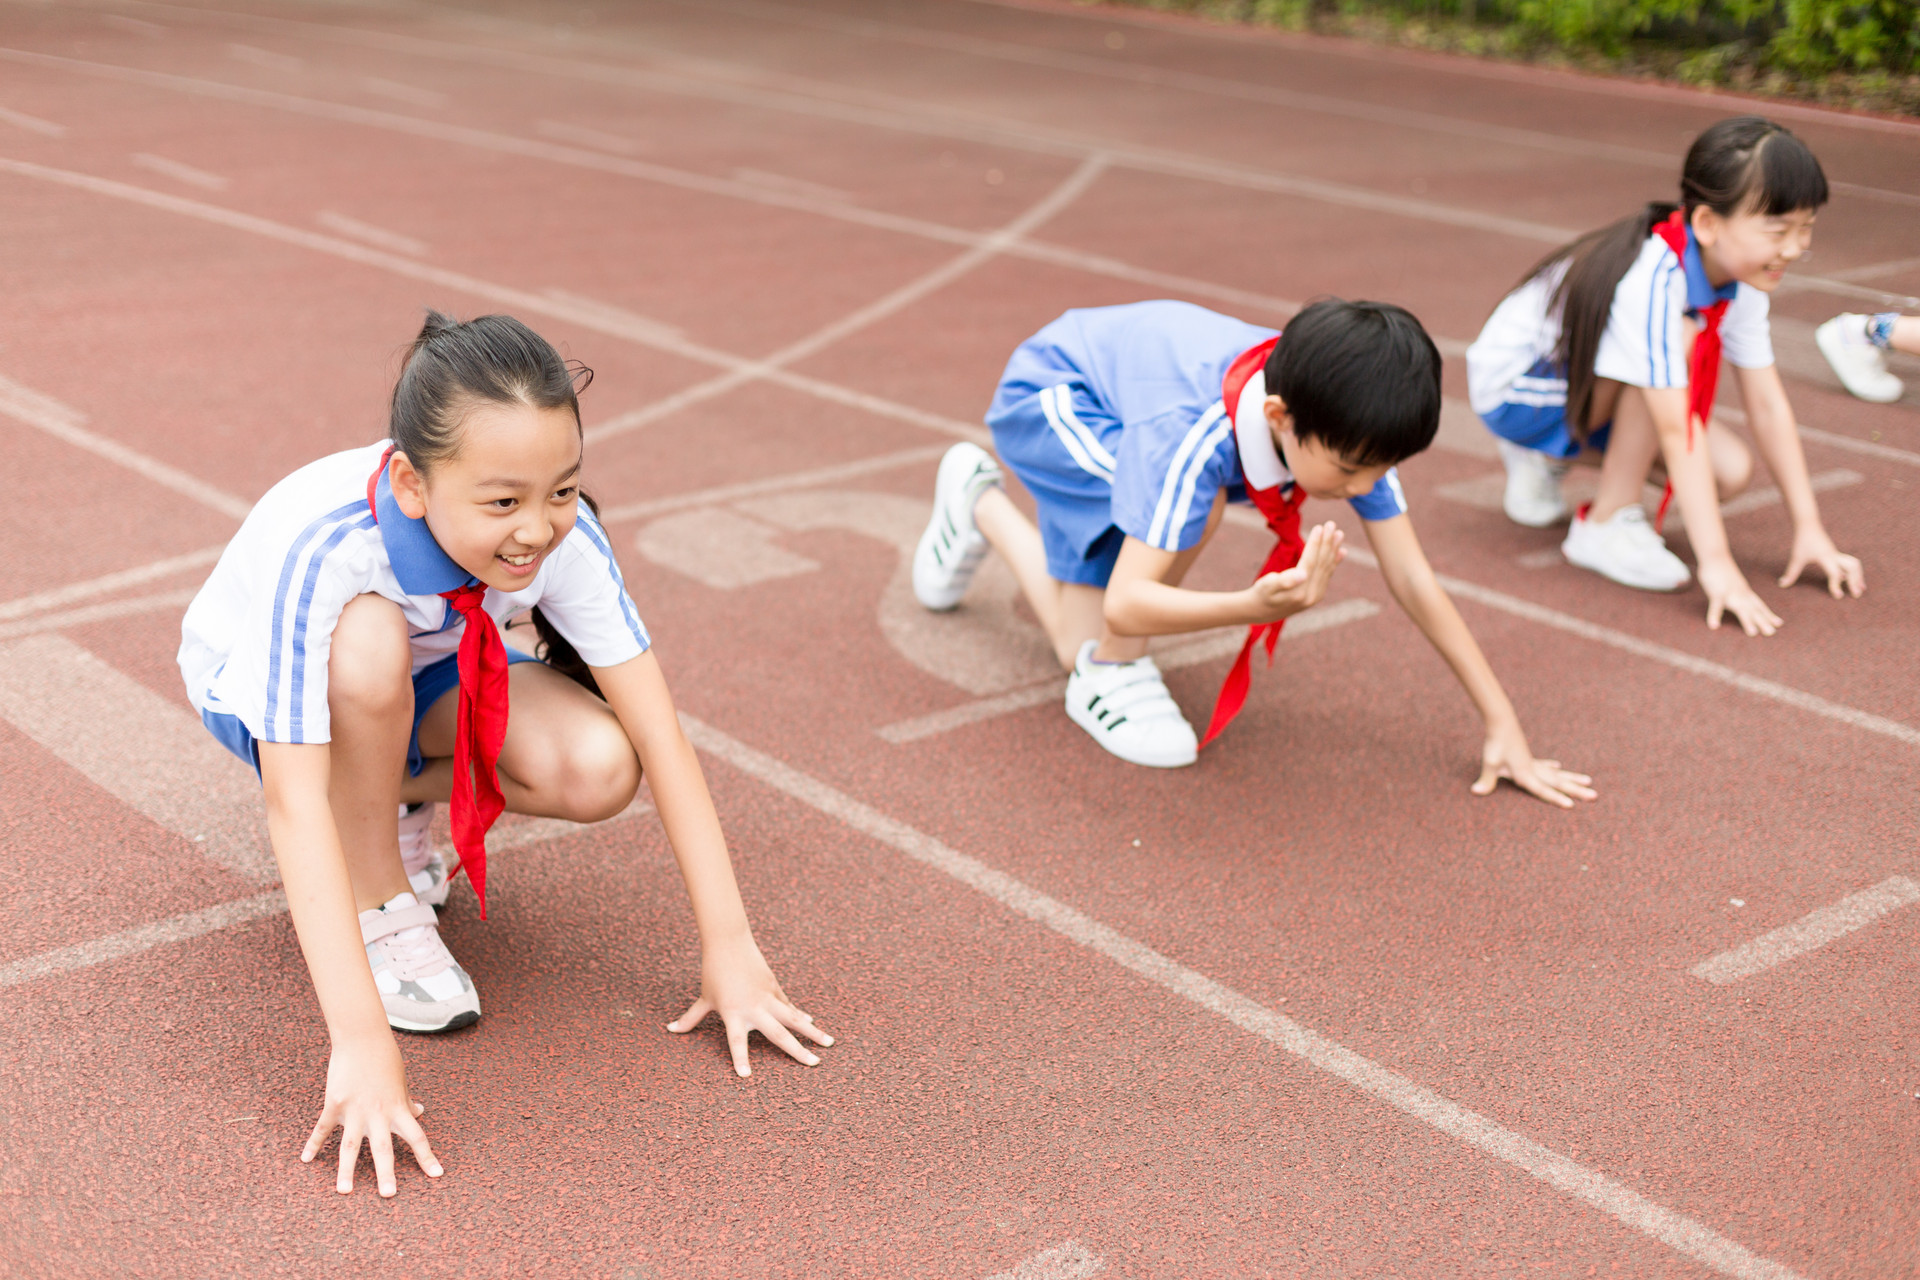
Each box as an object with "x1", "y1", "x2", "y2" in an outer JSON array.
[{"x1": 912, "y1": 298, "x2": 1593, "y2": 807}]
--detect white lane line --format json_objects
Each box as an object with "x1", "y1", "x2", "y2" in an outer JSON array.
[
  {"x1": 314, "y1": 209, "x2": 427, "y2": 255},
  {"x1": 877, "y1": 598, "x2": 1381, "y2": 744},
  {"x1": 1714, "y1": 406, "x2": 1920, "y2": 469},
  {"x1": 0, "y1": 372, "x2": 252, "y2": 520},
  {"x1": 225, "y1": 42, "x2": 301, "y2": 72},
  {"x1": 678, "y1": 713, "x2": 1805, "y2": 1280},
  {"x1": 0, "y1": 890, "x2": 289, "y2": 991},
  {"x1": 1714, "y1": 469, "x2": 1863, "y2": 520},
  {"x1": 0, "y1": 588, "x2": 197, "y2": 641},
  {"x1": 1692, "y1": 876, "x2": 1920, "y2": 985},
  {"x1": 0, "y1": 634, "x2": 274, "y2": 883},
  {"x1": 1436, "y1": 468, "x2": 1863, "y2": 525},
  {"x1": 1332, "y1": 540, "x2": 1920, "y2": 749},
  {"x1": 1826, "y1": 254, "x2": 1920, "y2": 284},
  {"x1": 0, "y1": 544, "x2": 223, "y2": 622},
  {"x1": 130, "y1": 150, "x2": 228, "y2": 190},
  {"x1": 584, "y1": 152, "x2": 1108, "y2": 447},
  {"x1": 598, "y1": 444, "x2": 950, "y2": 523},
  {"x1": 0, "y1": 155, "x2": 993, "y2": 448},
  {"x1": 0, "y1": 104, "x2": 64, "y2": 137},
  {"x1": 0, "y1": 801, "x2": 653, "y2": 992},
  {"x1": 535, "y1": 118, "x2": 647, "y2": 154},
  {"x1": 100, "y1": 13, "x2": 166, "y2": 37},
  {"x1": 732, "y1": 166, "x2": 852, "y2": 203},
  {"x1": 985, "y1": 1239, "x2": 1103, "y2": 1280},
  {"x1": 359, "y1": 75, "x2": 447, "y2": 109},
  {"x1": 541, "y1": 288, "x2": 686, "y2": 345}
]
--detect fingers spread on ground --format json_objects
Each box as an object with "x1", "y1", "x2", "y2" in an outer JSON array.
[
  {"x1": 759, "y1": 1019, "x2": 821, "y2": 1066},
  {"x1": 370, "y1": 1126, "x2": 397, "y2": 1198},
  {"x1": 726, "y1": 1022, "x2": 752, "y2": 1077}
]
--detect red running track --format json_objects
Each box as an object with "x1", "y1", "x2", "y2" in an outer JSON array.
[{"x1": 1, "y1": 2, "x2": 1918, "y2": 1277}]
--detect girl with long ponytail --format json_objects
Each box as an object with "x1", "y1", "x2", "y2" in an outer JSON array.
[{"x1": 1466, "y1": 116, "x2": 1864, "y2": 635}]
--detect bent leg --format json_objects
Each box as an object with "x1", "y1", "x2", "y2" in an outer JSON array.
[
  {"x1": 1588, "y1": 382, "x2": 1661, "y2": 524},
  {"x1": 414, "y1": 664, "x2": 640, "y2": 823},
  {"x1": 1091, "y1": 489, "x2": 1227, "y2": 663},
  {"x1": 1707, "y1": 426, "x2": 1753, "y2": 498},
  {"x1": 974, "y1": 488, "x2": 1108, "y2": 670},
  {"x1": 327, "y1": 593, "x2": 415, "y2": 912}
]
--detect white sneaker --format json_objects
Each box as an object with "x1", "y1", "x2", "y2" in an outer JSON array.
[
  {"x1": 361, "y1": 892, "x2": 481, "y2": 1033},
  {"x1": 1064, "y1": 640, "x2": 1197, "y2": 768},
  {"x1": 1815, "y1": 315, "x2": 1903, "y2": 403},
  {"x1": 1496, "y1": 439, "x2": 1570, "y2": 527},
  {"x1": 398, "y1": 802, "x2": 458, "y2": 908},
  {"x1": 913, "y1": 443, "x2": 1002, "y2": 610},
  {"x1": 1561, "y1": 503, "x2": 1691, "y2": 592}
]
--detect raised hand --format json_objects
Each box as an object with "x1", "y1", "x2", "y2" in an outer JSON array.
[
  {"x1": 1473, "y1": 721, "x2": 1597, "y2": 809},
  {"x1": 1697, "y1": 557, "x2": 1781, "y2": 636},
  {"x1": 1779, "y1": 525, "x2": 1864, "y2": 600},
  {"x1": 667, "y1": 936, "x2": 833, "y2": 1077},
  {"x1": 301, "y1": 1038, "x2": 441, "y2": 1196},
  {"x1": 1247, "y1": 521, "x2": 1345, "y2": 624}
]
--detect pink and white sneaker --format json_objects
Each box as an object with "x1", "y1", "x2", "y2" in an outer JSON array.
[
  {"x1": 360, "y1": 891, "x2": 480, "y2": 1034},
  {"x1": 398, "y1": 803, "x2": 459, "y2": 909}
]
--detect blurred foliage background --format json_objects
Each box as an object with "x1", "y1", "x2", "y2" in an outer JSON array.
[{"x1": 1101, "y1": 0, "x2": 1920, "y2": 114}]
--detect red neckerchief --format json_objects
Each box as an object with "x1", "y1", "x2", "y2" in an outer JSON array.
[
  {"x1": 367, "y1": 446, "x2": 509, "y2": 919},
  {"x1": 1649, "y1": 210, "x2": 1729, "y2": 530},
  {"x1": 1198, "y1": 337, "x2": 1308, "y2": 750}
]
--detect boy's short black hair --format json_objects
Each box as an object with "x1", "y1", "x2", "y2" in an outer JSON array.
[{"x1": 1264, "y1": 299, "x2": 1441, "y2": 469}]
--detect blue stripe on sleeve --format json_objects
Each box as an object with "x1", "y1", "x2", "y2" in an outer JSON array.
[
  {"x1": 574, "y1": 507, "x2": 651, "y2": 649},
  {"x1": 285, "y1": 512, "x2": 375, "y2": 738},
  {"x1": 266, "y1": 500, "x2": 370, "y2": 739}
]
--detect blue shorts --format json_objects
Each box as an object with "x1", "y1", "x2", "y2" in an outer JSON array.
[
  {"x1": 987, "y1": 381, "x2": 1128, "y2": 587},
  {"x1": 1480, "y1": 357, "x2": 1611, "y2": 460},
  {"x1": 201, "y1": 649, "x2": 544, "y2": 781}
]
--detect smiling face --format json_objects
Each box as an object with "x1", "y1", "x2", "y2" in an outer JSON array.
[
  {"x1": 1263, "y1": 394, "x2": 1392, "y2": 501},
  {"x1": 1692, "y1": 201, "x2": 1816, "y2": 294},
  {"x1": 388, "y1": 399, "x2": 583, "y2": 592}
]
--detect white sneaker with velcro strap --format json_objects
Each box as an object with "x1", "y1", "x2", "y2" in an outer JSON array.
[
  {"x1": 360, "y1": 892, "x2": 481, "y2": 1033},
  {"x1": 1064, "y1": 640, "x2": 1198, "y2": 769},
  {"x1": 397, "y1": 802, "x2": 459, "y2": 909},
  {"x1": 913, "y1": 443, "x2": 1003, "y2": 610}
]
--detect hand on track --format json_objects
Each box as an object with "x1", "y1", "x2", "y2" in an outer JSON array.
[
  {"x1": 301, "y1": 1038, "x2": 441, "y2": 1196},
  {"x1": 1698, "y1": 558, "x2": 1781, "y2": 637},
  {"x1": 1473, "y1": 722, "x2": 1597, "y2": 809},
  {"x1": 1248, "y1": 522, "x2": 1344, "y2": 623},
  {"x1": 668, "y1": 937, "x2": 832, "y2": 1077},
  {"x1": 1779, "y1": 527, "x2": 1864, "y2": 601}
]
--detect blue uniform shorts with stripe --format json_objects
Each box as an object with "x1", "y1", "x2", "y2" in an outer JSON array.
[
  {"x1": 987, "y1": 381, "x2": 1129, "y2": 587},
  {"x1": 201, "y1": 648, "x2": 544, "y2": 781},
  {"x1": 1480, "y1": 357, "x2": 1612, "y2": 460}
]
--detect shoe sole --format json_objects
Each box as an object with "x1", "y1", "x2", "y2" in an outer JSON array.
[
  {"x1": 1064, "y1": 689, "x2": 1197, "y2": 769},
  {"x1": 1815, "y1": 324, "x2": 1903, "y2": 404},
  {"x1": 914, "y1": 449, "x2": 995, "y2": 610},
  {"x1": 1504, "y1": 500, "x2": 1569, "y2": 529},
  {"x1": 1561, "y1": 543, "x2": 1689, "y2": 592},
  {"x1": 390, "y1": 1009, "x2": 480, "y2": 1034}
]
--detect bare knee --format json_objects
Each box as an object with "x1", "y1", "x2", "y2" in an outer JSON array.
[
  {"x1": 1713, "y1": 434, "x2": 1755, "y2": 498},
  {"x1": 532, "y1": 711, "x2": 640, "y2": 821},
  {"x1": 328, "y1": 594, "x2": 412, "y2": 720}
]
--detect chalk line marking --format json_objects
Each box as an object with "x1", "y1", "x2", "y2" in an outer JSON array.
[
  {"x1": 1714, "y1": 406, "x2": 1920, "y2": 469},
  {"x1": 540, "y1": 288, "x2": 687, "y2": 345},
  {"x1": 535, "y1": 119, "x2": 647, "y2": 154},
  {"x1": 0, "y1": 633, "x2": 274, "y2": 882},
  {"x1": 985, "y1": 1239, "x2": 1103, "y2": 1280},
  {"x1": 0, "y1": 890, "x2": 290, "y2": 992},
  {"x1": 1436, "y1": 468, "x2": 1863, "y2": 526},
  {"x1": 1692, "y1": 876, "x2": 1920, "y2": 985},
  {"x1": 0, "y1": 372, "x2": 252, "y2": 520},
  {"x1": 225, "y1": 42, "x2": 301, "y2": 73},
  {"x1": 100, "y1": 13, "x2": 166, "y2": 37},
  {"x1": 732, "y1": 165, "x2": 851, "y2": 204},
  {"x1": 0, "y1": 104, "x2": 64, "y2": 137},
  {"x1": 676, "y1": 713, "x2": 1804, "y2": 1280},
  {"x1": 359, "y1": 75, "x2": 447, "y2": 109},
  {"x1": 315, "y1": 209, "x2": 427, "y2": 256},
  {"x1": 600, "y1": 445, "x2": 951, "y2": 523},
  {"x1": 0, "y1": 588, "x2": 196, "y2": 641},
  {"x1": 584, "y1": 152, "x2": 1109, "y2": 446},
  {"x1": 0, "y1": 155, "x2": 997, "y2": 448},
  {"x1": 1321, "y1": 538, "x2": 1920, "y2": 749},
  {"x1": 877, "y1": 598, "x2": 1381, "y2": 744},
  {"x1": 130, "y1": 150, "x2": 228, "y2": 190},
  {"x1": 0, "y1": 544, "x2": 223, "y2": 622}
]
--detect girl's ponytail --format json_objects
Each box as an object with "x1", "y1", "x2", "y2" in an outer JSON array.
[{"x1": 1523, "y1": 202, "x2": 1675, "y2": 439}]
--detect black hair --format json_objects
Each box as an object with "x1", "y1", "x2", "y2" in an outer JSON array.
[
  {"x1": 389, "y1": 309, "x2": 592, "y2": 474},
  {"x1": 1518, "y1": 116, "x2": 1828, "y2": 439},
  {"x1": 1264, "y1": 298, "x2": 1441, "y2": 468},
  {"x1": 390, "y1": 311, "x2": 603, "y2": 695}
]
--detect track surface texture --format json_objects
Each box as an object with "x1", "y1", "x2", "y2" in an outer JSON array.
[{"x1": 2, "y1": 1, "x2": 1918, "y2": 1277}]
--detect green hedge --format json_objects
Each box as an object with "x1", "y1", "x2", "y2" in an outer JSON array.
[{"x1": 1123, "y1": 0, "x2": 1919, "y2": 77}]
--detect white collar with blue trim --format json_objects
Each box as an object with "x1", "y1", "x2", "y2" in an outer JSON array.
[
  {"x1": 371, "y1": 467, "x2": 480, "y2": 596},
  {"x1": 1677, "y1": 226, "x2": 1740, "y2": 314}
]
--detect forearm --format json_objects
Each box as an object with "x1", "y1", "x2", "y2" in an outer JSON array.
[
  {"x1": 1104, "y1": 577, "x2": 1261, "y2": 637},
  {"x1": 260, "y1": 749, "x2": 391, "y2": 1047},
  {"x1": 1655, "y1": 413, "x2": 1734, "y2": 565},
  {"x1": 1741, "y1": 387, "x2": 1823, "y2": 530},
  {"x1": 1387, "y1": 568, "x2": 1518, "y2": 731},
  {"x1": 641, "y1": 726, "x2": 754, "y2": 949}
]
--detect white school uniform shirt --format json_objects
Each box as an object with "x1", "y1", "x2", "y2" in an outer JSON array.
[
  {"x1": 1466, "y1": 228, "x2": 1774, "y2": 415},
  {"x1": 179, "y1": 441, "x2": 650, "y2": 745}
]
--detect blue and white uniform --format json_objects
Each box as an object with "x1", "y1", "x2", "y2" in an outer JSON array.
[
  {"x1": 1467, "y1": 226, "x2": 1774, "y2": 458},
  {"x1": 179, "y1": 441, "x2": 649, "y2": 773},
  {"x1": 986, "y1": 301, "x2": 1408, "y2": 586}
]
